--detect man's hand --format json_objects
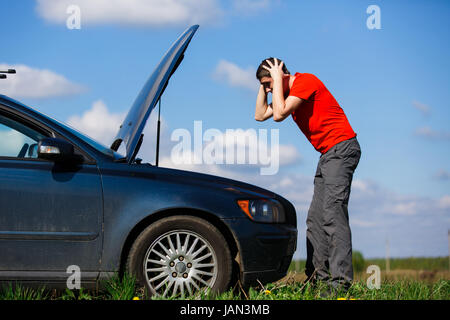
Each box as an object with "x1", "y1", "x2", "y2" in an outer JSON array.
[
  {"x1": 262, "y1": 58, "x2": 285, "y2": 82},
  {"x1": 262, "y1": 58, "x2": 303, "y2": 122}
]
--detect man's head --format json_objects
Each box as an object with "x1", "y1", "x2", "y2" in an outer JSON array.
[{"x1": 256, "y1": 57, "x2": 290, "y2": 94}]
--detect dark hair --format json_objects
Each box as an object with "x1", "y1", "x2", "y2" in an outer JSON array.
[{"x1": 256, "y1": 57, "x2": 290, "y2": 81}]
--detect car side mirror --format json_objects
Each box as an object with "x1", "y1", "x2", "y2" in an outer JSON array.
[{"x1": 38, "y1": 138, "x2": 76, "y2": 162}]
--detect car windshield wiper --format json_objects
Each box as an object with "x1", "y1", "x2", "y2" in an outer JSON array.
[
  {"x1": 114, "y1": 157, "x2": 151, "y2": 166},
  {"x1": 114, "y1": 157, "x2": 128, "y2": 163}
]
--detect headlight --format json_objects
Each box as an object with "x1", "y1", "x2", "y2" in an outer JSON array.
[{"x1": 237, "y1": 199, "x2": 286, "y2": 223}]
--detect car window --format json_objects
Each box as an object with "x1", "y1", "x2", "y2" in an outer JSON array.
[{"x1": 0, "y1": 114, "x2": 46, "y2": 158}]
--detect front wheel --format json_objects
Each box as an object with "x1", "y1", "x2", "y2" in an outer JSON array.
[{"x1": 126, "y1": 215, "x2": 232, "y2": 298}]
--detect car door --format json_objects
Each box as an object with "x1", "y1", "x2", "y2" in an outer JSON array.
[{"x1": 0, "y1": 110, "x2": 103, "y2": 282}]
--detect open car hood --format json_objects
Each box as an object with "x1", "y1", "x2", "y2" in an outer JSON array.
[{"x1": 111, "y1": 25, "x2": 199, "y2": 163}]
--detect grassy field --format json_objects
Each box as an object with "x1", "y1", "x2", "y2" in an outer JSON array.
[
  {"x1": 289, "y1": 256, "x2": 450, "y2": 272},
  {"x1": 289, "y1": 256, "x2": 450, "y2": 284},
  {"x1": 1, "y1": 257, "x2": 449, "y2": 300}
]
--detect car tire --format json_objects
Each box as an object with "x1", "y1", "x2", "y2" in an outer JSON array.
[{"x1": 126, "y1": 215, "x2": 232, "y2": 298}]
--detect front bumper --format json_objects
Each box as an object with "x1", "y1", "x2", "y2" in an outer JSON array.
[{"x1": 223, "y1": 218, "x2": 297, "y2": 288}]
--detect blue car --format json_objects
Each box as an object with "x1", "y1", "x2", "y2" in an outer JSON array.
[{"x1": 0, "y1": 25, "x2": 297, "y2": 297}]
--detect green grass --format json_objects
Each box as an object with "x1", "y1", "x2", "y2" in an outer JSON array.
[
  {"x1": 363, "y1": 257, "x2": 449, "y2": 271},
  {"x1": 0, "y1": 283, "x2": 49, "y2": 300},
  {"x1": 289, "y1": 256, "x2": 450, "y2": 272},
  {"x1": 233, "y1": 279, "x2": 450, "y2": 300},
  {"x1": 100, "y1": 272, "x2": 139, "y2": 300},
  {"x1": 1, "y1": 257, "x2": 449, "y2": 300},
  {"x1": 0, "y1": 276, "x2": 448, "y2": 300}
]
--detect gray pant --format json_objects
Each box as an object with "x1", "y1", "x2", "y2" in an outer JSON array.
[{"x1": 305, "y1": 137, "x2": 361, "y2": 290}]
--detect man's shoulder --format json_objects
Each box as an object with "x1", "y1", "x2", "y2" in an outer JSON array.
[
  {"x1": 289, "y1": 73, "x2": 320, "y2": 101},
  {"x1": 295, "y1": 72, "x2": 319, "y2": 79},
  {"x1": 292, "y1": 73, "x2": 320, "y2": 88},
  {"x1": 293, "y1": 72, "x2": 320, "y2": 83}
]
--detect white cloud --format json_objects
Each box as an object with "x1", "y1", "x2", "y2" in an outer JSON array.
[
  {"x1": 278, "y1": 144, "x2": 302, "y2": 166},
  {"x1": 438, "y1": 195, "x2": 450, "y2": 209},
  {"x1": 232, "y1": 0, "x2": 272, "y2": 15},
  {"x1": 67, "y1": 100, "x2": 125, "y2": 146},
  {"x1": 278, "y1": 177, "x2": 294, "y2": 188},
  {"x1": 213, "y1": 59, "x2": 258, "y2": 91},
  {"x1": 414, "y1": 126, "x2": 450, "y2": 140},
  {"x1": 36, "y1": 0, "x2": 223, "y2": 27},
  {"x1": 352, "y1": 179, "x2": 370, "y2": 193},
  {"x1": 389, "y1": 201, "x2": 419, "y2": 216},
  {"x1": 66, "y1": 99, "x2": 166, "y2": 158},
  {"x1": 412, "y1": 100, "x2": 431, "y2": 116},
  {"x1": 434, "y1": 169, "x2": 450, "y2": 181},
  {"x1": 0, "y1": 64, "x2": 84, "y2": 99},
  {"x1": 351, "y1": 219, "x2": 379, "y2": 228}
]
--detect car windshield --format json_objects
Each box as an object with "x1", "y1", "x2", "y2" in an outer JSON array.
[
  {"x1": 43, "y1": 114, "x2": 123, "y2": 158},
  {"x1": 59, "y1": 121, "x2": 119, "y2": 158},
  {"x1": 1, "y1": 96, "x2": 125, "y2": 159}
]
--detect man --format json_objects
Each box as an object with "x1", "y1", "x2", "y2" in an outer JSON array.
[{"x1": 254, "y1": 57, "x2": 361, "y2": 293}]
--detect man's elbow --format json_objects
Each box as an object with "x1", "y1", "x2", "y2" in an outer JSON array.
[
  {"x1": 255, "y1": 116, "x2": 265, "y2": 122},
  {"x1": 273, "y1": 113, "x2": 286, "y2": 122}
]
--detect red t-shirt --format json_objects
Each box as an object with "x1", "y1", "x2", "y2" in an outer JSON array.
[{"x1": 289, "y1": 73, "x2": 356, "y2": 154}]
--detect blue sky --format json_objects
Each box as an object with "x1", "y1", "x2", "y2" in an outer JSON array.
[{"x1": 1, "y1": 0, "x2": 449, "y2": 259}]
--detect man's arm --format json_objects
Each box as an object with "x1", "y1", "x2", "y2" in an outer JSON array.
[
  {"x1": 255, "y1": 84, "x2": 273, "y2": 121},
  {"x1": 272, "y1": 88, "x2": 303, "y2": 122},
  {"x1": 263, "y1": 59, "x2": 303, "y2": 122}
]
